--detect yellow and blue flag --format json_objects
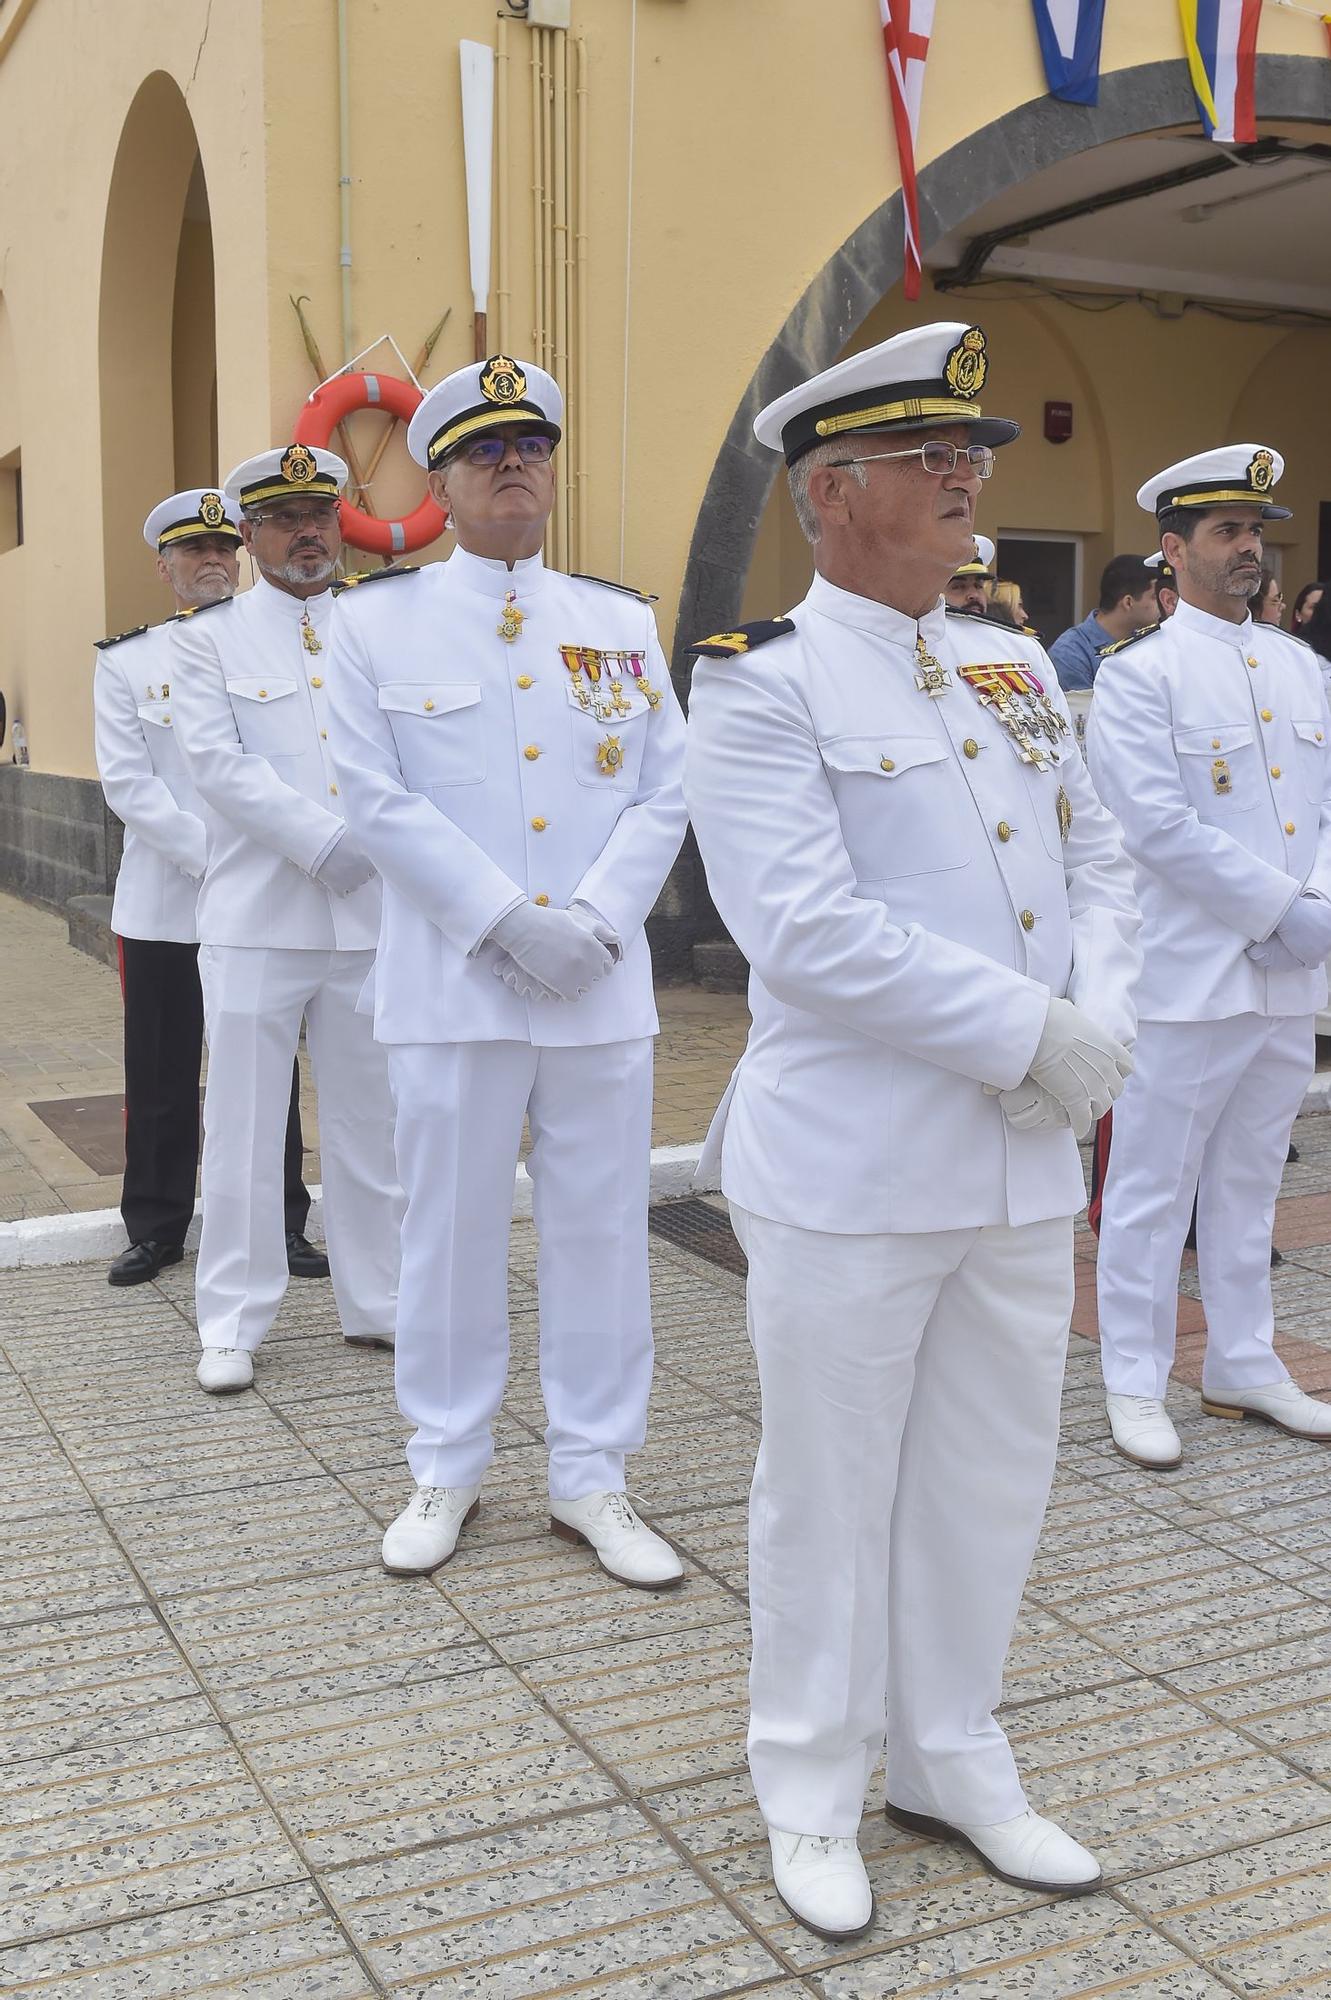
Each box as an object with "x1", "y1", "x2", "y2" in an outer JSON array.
[{"x1": 1177, "y1": 0, "x2": 1264, "y2": 145}]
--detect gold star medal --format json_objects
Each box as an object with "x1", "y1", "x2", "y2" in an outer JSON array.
[
  {"x1": 914, "y1": 634, "x2": 952, "y2": 697},
  {"x1": 498, "y1": 591, "x2": 525, "y2": 642},
  {"x1": 596, "y1": 735, "x2": 625, "y2": 777},
  {"x1": 1056, "y1": 785, "x2": 1073, "y2": 841}
]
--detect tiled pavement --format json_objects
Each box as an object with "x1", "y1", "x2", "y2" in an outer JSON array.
[
  {"x1": 0, "y1": 891, "x2": 750, "y2": 1222},
  {"x1": 5, "y1": 1125, "x2": 1331, "y2": 1993}
]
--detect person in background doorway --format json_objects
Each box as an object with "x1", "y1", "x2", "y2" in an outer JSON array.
[
  {"x1": 1291, "y1": 581, "x2": 1323, "y2": 635},
  {"x1": 944, "y1": 535, "x2": 994, "y2": 615},
  {"x1": 1048, "y1": 554, "x2": 1157, "y2": 692},
  {"x1": 1249, "y1": 568, "x2": 1284, "y2": 626},
  {"x1": 1297, "y1": 588, "x2": 1331, "y2": 705},
  {"x1": 93, "y1": 487, "x2": 325, "y2": 1289}
]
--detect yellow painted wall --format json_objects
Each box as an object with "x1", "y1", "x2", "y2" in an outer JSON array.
[{"x1": 0, "y1": 0, "x2": 1327, "y2": 779}]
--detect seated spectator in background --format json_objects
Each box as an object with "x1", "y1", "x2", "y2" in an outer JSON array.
[
  {"x1": 987, "y1": 578, "x2": 1039, "y2": 638},
  {"x1": 944, "y1": 535, "x2": 994, "y2": 615},
  {"x1": 1291, "y1": 581, "x2": 1323, "y2": 634},
  {"x1": 1248, "y1": 567, "x2": 1284, "y2": 625},
  {"x1": 1048, "y1": 553, "x2": 1156, "y2": 691}
]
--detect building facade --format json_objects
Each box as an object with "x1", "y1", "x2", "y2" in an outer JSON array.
[{"x1": 1, "y1": 0, "x2": 1329, "y2": 973}]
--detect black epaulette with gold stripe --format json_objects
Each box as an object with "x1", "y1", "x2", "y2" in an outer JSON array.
[
  {"x1": 691, "y1": 619, "x2": 795, "y2": 658},
  {"x1": 168, "y1": 597, "x2": 234, "y2": 623},
  {"x1": 94, "y1": 625, "x2": 149, "y2": 650},
  {"x1": 1097, "y1": 624, "x2": 1160, "y2": 658},
  {"x1": 331, "y1": 563, "x2": 420, "y2": 596},
  {"x1": 943, "y1": 607, "x2": 995, "y2": 627},
  {"x1": 569, "y1": 571, "x2": 657, "y2": 602}
]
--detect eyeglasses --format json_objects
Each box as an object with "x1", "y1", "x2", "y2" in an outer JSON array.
[
  {"x1": 250, "y1": 506, "x2": 340, "y2": 532},
  {"x1": 454, "y1": 434, "x2": 555, "y2": 468},
  {"x1": 830, "y1": 441, "x2": 995, "y2": 480}
]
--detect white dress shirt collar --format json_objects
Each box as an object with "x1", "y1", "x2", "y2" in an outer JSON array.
[
  {"x1": 250, "y1": 572, "x2": 333, "y2": 622},
  {"x1": 446, "y1": 542, "x2": 549, "y2": 601},
  {"x1": 805, "y1": 570, "x2": 948, "y2": 651},
  {"x1": 1170, "y1": 596, "x2": 1255, "y2": 649}
]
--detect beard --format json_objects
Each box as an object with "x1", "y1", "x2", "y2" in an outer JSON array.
[
  {"x1": 1185, "y1": 549, "x2": 1262, "y2": 600},
  {"x1": 190, "y1": 570, "x2": 233, "y2": 605},
  {"x1": 269, "y1": 550, "x2": 337, "y2": 587}
]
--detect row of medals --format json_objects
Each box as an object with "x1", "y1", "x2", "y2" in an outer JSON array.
[
  {"x1": 914, "y1": 635, "x2": 1068, "y2": 773},
  {"x1": 498, "y1": 588, "x2": 664, "y2": 723}
]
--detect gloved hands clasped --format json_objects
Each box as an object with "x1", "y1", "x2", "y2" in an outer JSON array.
[
  {"x1": 487, "y1": 900, "x2": 619, "y2": 1002},
  {"x1": 314, "y1": 832, "x2": 377, "y2": 896},
  {"x1": 1015, "y1": 996, "x2": 1134, "y2": 1142},
  {"x1": 1247, "y1": 891, "x2": 1331, "y2": 974}
]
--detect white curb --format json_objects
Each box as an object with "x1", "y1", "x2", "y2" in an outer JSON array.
[{"x1": 0, "y1": 1142, "x2": 718, "y2": 1271}]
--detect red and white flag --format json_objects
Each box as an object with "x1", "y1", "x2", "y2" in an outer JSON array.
[{"x1": 878, "y1": 0, "x2": 936, "y2": 300}]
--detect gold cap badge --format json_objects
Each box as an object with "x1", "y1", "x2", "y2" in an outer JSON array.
[
  {"x1": 1248, "y1": 448, "x2": 1275, "y2": 494},
  {"x1": 199, "y1": 491, "x2": 226, "y2": 528},
  {"x1": 944, "y1": 327, "x2": 988, "y2": 400},
  {"x1": 479, "y1": 355, "x2": 527, "y2": 406},
  {"x1": 279, "y1": 443, "x2": 318, "y2": 486}
]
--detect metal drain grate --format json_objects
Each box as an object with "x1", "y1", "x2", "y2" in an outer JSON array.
[{"x1": 647, "y1": 1196, "x2": 748, "y2": 1276}]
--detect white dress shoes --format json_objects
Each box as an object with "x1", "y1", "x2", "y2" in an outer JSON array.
[
  {"x1": 768, "y1": 1827, "x2": 875, "y2": 1940},
  {"x1": 1202, "y1": 1378, "x2": 1331, "y2": 1439},
  {"x1": 549, "y1": 1491, "x2": 684, "y2": 1589},
  {"x1": 886, "y1": 1802, "x2": 1102, "y2": 1894},
  {"x1": 1105, "y1": 1393, "x2": 1182, "y2": 1468},
  {"x1": 196, "y1": 1347, "x2": 254, "y2": 1394},
  {"x1": 381, "y1": 1484, "x2": 481, "y2": 1575}
]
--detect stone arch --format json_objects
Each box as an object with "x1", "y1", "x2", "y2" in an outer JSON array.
[
  {"x1": 674, "y1": 54, "x2": 1331, "y2": 671},
  {"x1": 99, "y1": 71, "x2": 217, "y2": 636}
]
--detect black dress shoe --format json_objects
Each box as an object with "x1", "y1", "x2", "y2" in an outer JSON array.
[
  {"x1": 287, "y1": 1231, "x2": 330, "y2": 1279},
  {"x1": 108, "y1": 1241, "x2": 184, "y2": 1288},
  {"x1": 1271, "y1": 1244, "x2": 1284, "y2": 1268}
]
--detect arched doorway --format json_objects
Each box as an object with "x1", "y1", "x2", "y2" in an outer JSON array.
[
  {"x1": 99, "y1": 72, "x2": 217, "y2": 639},
  {"x1": 674, "y1": 53, "x2": 1331, "y2": 976}
]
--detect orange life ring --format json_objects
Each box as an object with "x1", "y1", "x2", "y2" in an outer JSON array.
[{"x1": 293, "y1": 372, "x2": 448, "y2": 557}]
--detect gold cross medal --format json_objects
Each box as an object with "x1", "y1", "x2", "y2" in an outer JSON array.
[
  {"x1": 301, "y1": 614, "x2": 322, "y2": 655},
  {"x1": 914, "y1": 635, "x2": 952, "y2": 697},
  {"x1": 498, "y1": 591, "x2": 525, "y2": 643},
  {"x1": 608, "y1": 648, "x2": 660, "y2": 710},
  {"x1": 596, "y1": 734, "x2": 625, "y2": 777}
]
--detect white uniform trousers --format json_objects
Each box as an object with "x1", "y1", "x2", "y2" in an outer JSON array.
[
  {"x1": 388, "y1": 1038, "x2": 655, "y2": 1498},
  {"x1": 1097, "y1": 1012, "x2": 1312, "y2": 1399},
  {"x1": 196, "y1": 945, "x2": 402, "y2": 1351},
  {"x1": 731, "y1": 1204, "x2": 1074, "y2": 1839}
]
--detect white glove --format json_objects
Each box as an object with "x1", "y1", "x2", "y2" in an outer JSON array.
[
  {"x1": 314, "y1": 832, "x2": 376, "y2": 896},
  {"x1": 992, "y1": 1078, "x2": 1071, "y2": 1133},
  {"x1": 1246, "y1": 935, "x2": 1306, "y2": 975},
  {"x1": 1272, "y1": 891, "x2": 1331, "y2": 970},
  {"x1": 491, "y1": 949, "x2": 562, "y2": 1002},
  {"x1": 1028, "y1": 996, "x2": 1134, "y2": 1142},
  {"x1": 487, "y1": 900, "x2": 614, "y2": 1002}
]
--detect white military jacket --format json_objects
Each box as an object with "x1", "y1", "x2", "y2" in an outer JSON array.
[
  {"x1": 1088, "y1": 599, "x2": 1331, "y2": 1023},
  {"x1": 93, "y1": 622, "x2": 206, "y2": 943},
  {"x1": 170, "y1": 574, "x2": 379, "y2": 951},
  {"x1": 326, "y1": 545, "x2": 687, "y2": 1046},
  {"x1": 685, "y1": 574, "x2": 1142, "y2": 1236}
]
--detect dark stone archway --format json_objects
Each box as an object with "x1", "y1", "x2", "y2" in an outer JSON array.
[{"x1": 665, "y1": 53, "x2": 1331, "y2": 977}]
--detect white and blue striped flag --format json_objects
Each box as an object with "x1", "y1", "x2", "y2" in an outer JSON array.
[{"x1": 1031, "y1": 0, "x2": 1106, "y2": 105}]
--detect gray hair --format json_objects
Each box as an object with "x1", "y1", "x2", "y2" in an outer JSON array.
[{"x1": 787, "y1": 440, "x2": 867, "y2": 545}]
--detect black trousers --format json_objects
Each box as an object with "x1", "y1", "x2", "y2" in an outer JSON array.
[{"x1": 118, "y1": 936, "x2": 310, "y2": 1247}]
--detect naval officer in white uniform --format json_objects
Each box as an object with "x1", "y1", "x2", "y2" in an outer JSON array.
[
  {"x1": 94, "y1": 488, "x2": 324, "y2": 1291},
  {"x1": 170, "y1": 445, "x2": 402, "y2": 1393},
  {"x1": 1090, "y1": 447, "x2": 1331, "y2": 1469},
  {"x1": 327, "y1": 355, "x2": 688, "y2": 1589},
  {"x1": 685, "y1": 324, "x2": 1141, "y2": 1939}
]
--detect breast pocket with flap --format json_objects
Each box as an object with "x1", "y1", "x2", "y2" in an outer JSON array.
[
  {"x1": 378, "y1": 682, "x2": 486, "y2": 788},
  {"x1": 820, "y1": 733, "x2": 969, "y2": 878},
  {"x1": 225, "y1": 676, "x2": 303, "y2": 759},
  {"x1": 1172, "y1": 721, "x2": 1258, "y2": 818}
]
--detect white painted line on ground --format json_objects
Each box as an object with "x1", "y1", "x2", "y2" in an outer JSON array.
[{"x1": 0, "y1": 1142, "x2": 719, "y2": 1270}]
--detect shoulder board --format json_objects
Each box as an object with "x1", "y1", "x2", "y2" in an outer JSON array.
[
  {"x1": 167, "y1": 597, "x2": 234, "y2": 623},
  {"x1": 331, "y1": 563, "x2": 420, "y2": 596},
  {"x1": 943, "y1": 607, "x2": 994, "y2": 626},
  {"x1": 1097, "y1": 624, "x2": 1160, "y2": 658},
  {"x1": 1281, "y1": 628, "x2": 1315, "y2": 653},
  {"x1": 691, "y1": 618, "x2": 795, "y2": 659},
  {"x1": 569, "y1": 571, "x2": 657, "y2": 603},
  {"x1": 93, "y1": 625, "x2": 149, "y2": 650}
]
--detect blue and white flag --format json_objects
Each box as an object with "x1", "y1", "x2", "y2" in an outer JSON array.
[{"x1": 1031, "y1": 0, "x2": 1106, "y2": 105}]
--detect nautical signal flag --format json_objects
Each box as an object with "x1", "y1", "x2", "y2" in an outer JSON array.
[
  {"x1": 877, "y1": 0, "x2": 936, "y2": 301},
  {"x1": 1178, "y1": 0, "x2": 1264, "y2": 145},
  {"x1": 1030, "y1": 0, "x2": 1107, "y2": 105}
]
